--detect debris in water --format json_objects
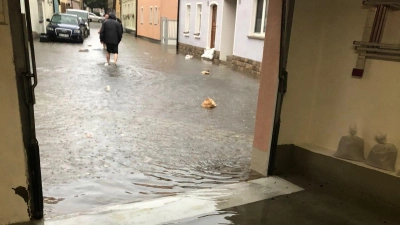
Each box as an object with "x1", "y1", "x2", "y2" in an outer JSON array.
[
  {"x1": 185, "y1": 55, "x2": 193, "y2": 59},
  {"x1": 144, "y1": 52, "x2": 149, "y2": 55},
  {"x1": 201, "y1": 70, "x2": 210, "y2": 75},
  {"x1": 201, "y1": 98, "x2": 217, "y2": 108},
  {"x1": 79, "y1": 49, "x2": 89, "y2": 52},
  {"x1": 106, "y1": 85, "x2": 111, "y2": 92},
  {"x1": 43, "y1": 196, "x2": 65, "y2": 204}
]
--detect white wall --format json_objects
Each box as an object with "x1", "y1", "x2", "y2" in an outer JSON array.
[
  {"x1": 0, "y1": 1, "x2": 30, "y2": 224},
  {"x1": 29, "y1": 0, "x2": 41, "y2": 34},
  {"x1": 220, "y1": 0, "x2": 236, "y2": 61},
  {"x1": 122, "y1": 0, "x2": 136, "y2": 31},
  {"x1": 29, "y1": 0, "x2": 54, "y2": 35},
  {"x1": 279, "y1": 0, "x2": 400, "y2": 169},
  {"x1": 42, "y1": 0, "x2": 54, "y2": 30},
  {"x1": 179, "y1": 0, "x2": 223, "y2": 50},
  {"x1": 232, "y1": 0, "x2": 264, "y2": 62}
]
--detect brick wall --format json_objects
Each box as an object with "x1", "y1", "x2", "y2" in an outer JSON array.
[{"x1": 231, "y1": 55, "x2": 261, "y2": 78}]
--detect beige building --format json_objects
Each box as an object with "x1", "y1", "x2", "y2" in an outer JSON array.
[{"x1": 253, "y1": 0, "x2": 400, "y2": 209}]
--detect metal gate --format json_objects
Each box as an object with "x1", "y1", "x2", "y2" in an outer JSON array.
[{"x1": 161, "y1": 17, "x2": 177, "y2": 45}]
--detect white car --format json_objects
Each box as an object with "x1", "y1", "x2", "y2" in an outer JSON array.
[{"x1": 89, "y1": 13, "x2": 105, "y2": 23}]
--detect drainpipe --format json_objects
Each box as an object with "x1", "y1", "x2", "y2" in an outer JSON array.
[
  {"x1": 176, "y1": 0, "x2": 180, "y2": 54},
  {"x1": 135, "y1": 0, "x2": 138, "y2": 37}
]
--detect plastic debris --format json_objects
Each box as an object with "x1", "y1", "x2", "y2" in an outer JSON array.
[
  {"x1": 79, "y1": 49, "x2": 89, "y2": 52},
  {"x1": 201, "y1": 48, "x2": 215, "y2": 60},
  {"x1": 201, "y1": 70, "x2": 210, "y2": 75},
  {"x1": 201, "y1": 98, "x2": 217, "y2": 108},
  {"x1": 365, "y1": 133, "x2": 398, "y2": 171},
  {"x1": 106, "y1": 85, "x2": 111, "y2": 92},
  {"x1": 334, "y1": 124, "x2": 365, "y2": 162},
  {"x1": 185, "y1": 55, "x2": 193, "y2": 59}
]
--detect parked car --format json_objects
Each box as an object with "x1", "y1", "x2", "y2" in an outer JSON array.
[
  {"x1": 66, "y1": 9, "x2": 90, "y2": 36},
  {"x1": 45, "y1": 13, "x2": 86, "y2": 43},
  {"x1": 89, "y1": 12, "x2": 105, "y2": 23}
]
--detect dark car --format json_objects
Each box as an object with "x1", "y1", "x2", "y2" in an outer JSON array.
[
  {"x1": 66, "y1": 9, "x2": 91, "y2": 37},
  {"x1": 45, "y1": 13, "x2": 86, "y2": 43}
]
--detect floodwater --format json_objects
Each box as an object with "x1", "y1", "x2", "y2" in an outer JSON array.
[{"x1": 34, "y1": 23, "x2": 260, "y2": 218}]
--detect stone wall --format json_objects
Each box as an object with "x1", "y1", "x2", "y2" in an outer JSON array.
[
  {"x1": 178, "y1": 43, "x2": 262, "y2": 77},
  {"x1": 178, "y1": 43, "x2": 220, "y2": 62},
  {"x1": 231, "y1": 55, "x2": 261, "y2": 78}
]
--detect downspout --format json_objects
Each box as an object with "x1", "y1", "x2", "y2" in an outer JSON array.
[
  {"x1": 176, "y1": 0, "x2": 180, "y2": 54},
  {"x1": 267, "y1": 0, "x2": 295, "y2": 176},
  {"x1": 135, "y1": 0, "x2": 138, "y2": 37}
]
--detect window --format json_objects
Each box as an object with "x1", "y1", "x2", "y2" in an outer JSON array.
[
  {"x1": 140, "y1": 7, "x2": 143, "y2": 24},
  {"x1": 154, "y1": 6, "x2": 158, "y2": 25},
  {"x1": 195, "y1": 3, "x2": 202, "y2": 35},
  {"x1": 254, "y1": 0, "x2": 268, "y2": 35},
  {"x1": 184, "y1": 4, "x2": 191, "y2": 33},
  {"x1": 150, "y1": 6, "x2": 153, "y2": 24}
]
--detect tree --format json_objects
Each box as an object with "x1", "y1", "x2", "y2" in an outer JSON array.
[{"x1": 83, "y1": 0, "x2": 108, "y2": 11}]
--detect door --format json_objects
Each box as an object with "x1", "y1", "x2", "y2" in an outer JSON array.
[
  {"x1": 210, "y1": 5, "x2": 217, "y2": 48},
  {"x1": 267, "y1": 0, "x2": 295, "y2": 175}
]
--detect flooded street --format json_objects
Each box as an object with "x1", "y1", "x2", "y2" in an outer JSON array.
[{"x1": 34, "y1": 23, "x2": 260, "y2": 218}]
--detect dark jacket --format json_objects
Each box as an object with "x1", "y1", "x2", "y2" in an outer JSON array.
[{"x1": 100, "y1": 14, "x2": 122, "y2": 45}]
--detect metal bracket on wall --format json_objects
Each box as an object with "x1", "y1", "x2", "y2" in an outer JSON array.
[
  {"x1": 354, "y1": 41, "x2": 400, "y2": 61},
  {"x1": 353, "y1": 0, "x2": 400, "y2": 78}
]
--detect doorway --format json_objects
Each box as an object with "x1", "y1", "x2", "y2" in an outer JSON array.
[
  {"x1": 220, "y1": 0, "x2": 237, "y2": 61},
  {"x1": 210, "y1": 4, "x2": 217, "y2": 48}
]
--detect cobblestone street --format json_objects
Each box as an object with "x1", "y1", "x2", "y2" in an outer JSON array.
[{"x1": 34, "y1": 23, "x2": 260, "y2": 218}]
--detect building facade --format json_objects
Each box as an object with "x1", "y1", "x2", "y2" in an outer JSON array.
[
  {"x1": 28, "y1": 0, "x2": 55, "y2": 37},
  {"x1": 121, "y1": 0, "x2": 136, "y2": 33},
  {"x1": 178, "y1": 0, "x2": 265, "y2": 77},
  {"x1": 137, "y1": 0, "x2": 178, "y2": 42}
]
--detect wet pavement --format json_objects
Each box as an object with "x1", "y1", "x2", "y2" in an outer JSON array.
[{"x1": 33, "y1": 23, "x2": 260, "y2": 218}]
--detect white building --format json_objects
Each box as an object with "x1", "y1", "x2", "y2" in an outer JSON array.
[
  {"x1": 121, "y1": 0, "x2": 137, "y2": 34},
  {"x1": 28, "y1": 0, "x2": 56, "y2": 37},
  {"x1": 178, "y1": 0, "x2": 267, "y2": 77}
]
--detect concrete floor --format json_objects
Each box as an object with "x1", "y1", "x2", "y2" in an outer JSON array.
[{"x1": 161, "y1": 175, "x2": 400, "y2": 225}]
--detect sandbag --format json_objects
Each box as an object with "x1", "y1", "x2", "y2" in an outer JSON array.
[
  {"x1": 365, "y1": 134, "x2": 398, "y2": 172},
  {"x1": 334, "y1": 125, "x2": 365, "y2": 162}
]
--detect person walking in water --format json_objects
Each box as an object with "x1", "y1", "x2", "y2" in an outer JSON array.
[{"x1": 100, "y1": 13, "x2": 122, "y2": 66}]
